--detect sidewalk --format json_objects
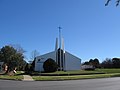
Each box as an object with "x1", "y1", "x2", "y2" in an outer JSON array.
[
  {"x1": 23, "y1": 75, "x2": 34, "y2": 81},
  {"x1": 21, "y1": 71, "x2": 34, "y2": 81}
]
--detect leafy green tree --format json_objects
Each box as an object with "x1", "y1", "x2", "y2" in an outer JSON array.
[
  {"x1": 0, "y1": 45, "x2": 26, "y2": 73},
  {"x1": 112, "y1": 58, "x2": 120, "y2": 68},
  {"x1": 83, "y1": 61, "x2": 89, "y2": 65},
  {"x1": 101, "y1": 58, "x2": 113, "y2": 68},
  {"x1": 43, "y1": 58, "x2": 58, "y2": 72},
  {"x1": 89, "y1": 58, "x2": 100, "y2": 68},
  {"x1": 89, "y1": 59, "x2": 94, "y2": 65},
  {"x1": 93, "y1": 58, "x2": 100, "y2": 68},
  {"x1": 101, "y1": 58, "x2": 120, "y2": 68},
  {"x1": 30, "y1": 58, "x2": 35, "y2": 71},
  {"x1": 24, "y1": 63, "x2": 32, "y2": 73}
]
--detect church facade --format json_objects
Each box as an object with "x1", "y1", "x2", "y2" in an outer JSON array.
[{"x1": 35, "y1": 30, "x2": 81, "y2": 71}]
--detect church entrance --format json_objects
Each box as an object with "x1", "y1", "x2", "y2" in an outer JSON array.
[{"x1": 57, "y1": 48, "x2": 65, "y2": 71}]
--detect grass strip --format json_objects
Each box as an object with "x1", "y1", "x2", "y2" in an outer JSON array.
[
  {"x1": 31, "y1": 70, "x2": 105, "y2": 76},
  {"x1": 0, "y1": 71, "x2": 24, "y2": 80},
  {"x1": 32, "y1": 73, "x2": 120, "y2": 81}
]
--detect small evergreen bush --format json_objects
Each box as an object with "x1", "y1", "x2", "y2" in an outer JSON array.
[{"x1": 43, "y1": 58, "x2": 58, "y2": 72}]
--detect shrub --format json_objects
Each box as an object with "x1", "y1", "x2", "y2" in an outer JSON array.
[{"x1": 43, "y1": 58, "x2": 58, "y2": 72}]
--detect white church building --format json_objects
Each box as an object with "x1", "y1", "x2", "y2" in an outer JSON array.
[{"x1": 35, "y1": 29, "x2": 81, "y2": 72}]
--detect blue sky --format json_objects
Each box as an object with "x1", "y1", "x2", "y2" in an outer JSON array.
[{"x1": 0, "y1": 0, "x2": 120, "y2": 62}]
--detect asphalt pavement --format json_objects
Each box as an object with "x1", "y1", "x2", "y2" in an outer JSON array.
[{"x1": 0, "y1": 77, "x2": 120, "y2": 90}]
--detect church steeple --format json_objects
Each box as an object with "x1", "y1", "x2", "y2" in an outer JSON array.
[
  {"x1": 55, "y1": 27, "x2": 64, "y2": 51},
  {"x1": 58, "y1": 26, "x2": 62, "y2": 49},
  {"x1": 55, "y1": 27, "x2": 65, "y2": 71},
  {"x1": 55, "y1": 38, "x2": 58, "y2": 51}
]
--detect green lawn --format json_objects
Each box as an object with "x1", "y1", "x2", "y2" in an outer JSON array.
[
  {"x1": 31, "y1": 70, "x2": 104, "y2": 76},
  {"x1": 96, "y1": 69, "x2": 120, "y2": 73},
  {"x1": 31, "y1": 69, "x2": 120, "y2": 76},
  {"x1": 32, "y1": 73, "x2": 120, "y2": 81},
  {"x1": 32, "y1": 69, "x2": 120, "y2": 81},
  {"x1": 0, "y1": 71, "x2": 24, "y2": 80},
  {"x1": 1, "y1": 69, "x2": 120, "y2": 81}
]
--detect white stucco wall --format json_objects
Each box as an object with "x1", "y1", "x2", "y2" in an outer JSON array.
[
  {"x1": 65, "y1": 51, "x2": 81, "y2": 71},
  {"x1": 35, "y1": 51, "x2": 56, "y2": 71}
]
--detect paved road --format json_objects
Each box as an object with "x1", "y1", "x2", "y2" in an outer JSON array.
[{"x1": 0, "y1": 77, "x2": 120, "y2": 90}]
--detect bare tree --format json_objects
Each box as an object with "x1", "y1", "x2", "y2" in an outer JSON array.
[
  {"x1": 28, "y1": 50, "x2": 40, "y2": 71},
  {"x1": 30, "y1": 50, "x2": 40, "y2": 61},
  {"x1": 105, "y1": 0, "x2": 120, "y2": 6}
]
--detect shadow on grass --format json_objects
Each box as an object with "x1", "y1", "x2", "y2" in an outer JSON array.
[
  {"x1": 30, "y1": 72, "x2": 105, "y2": 76},
  {"x1": 16, "y1": 73, "x2": 26, "y2": 76}
]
